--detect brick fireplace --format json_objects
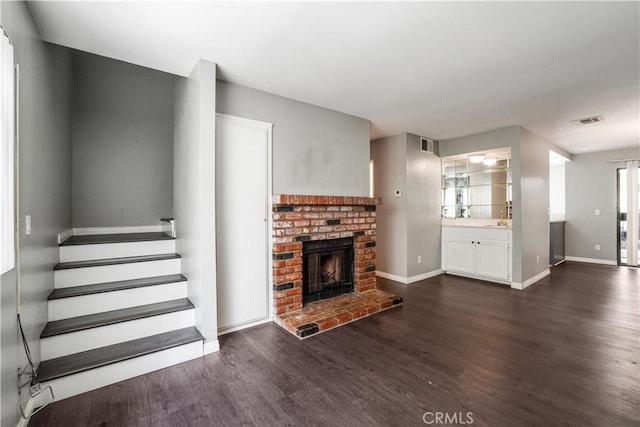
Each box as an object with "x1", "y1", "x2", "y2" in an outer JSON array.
[{"x1": 272, "y1": 195, "x2": 402, "y2": 338}]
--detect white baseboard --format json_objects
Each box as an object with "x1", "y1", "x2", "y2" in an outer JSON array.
[
  {"x1": 565, "y1": 256, "x2": 617, "y2": 266},
  {"x1": 511, "y1": 269, "x2": 550, "y2": 290},
  {"x1": 217, "y1": 317, "x2": 272, "y2": 336},
  {"x1": 72, "y1": 225, "x2": 165, "y2": 236},
  {"x1": 203, "y1": 339, "x2": 220, "y2": 355},
  {"x1": 57, "y1": 229, "x2": 73, "y2": 244},
  {"x1": 376, "y1": 269, "x2": 443, "y2": 284}
]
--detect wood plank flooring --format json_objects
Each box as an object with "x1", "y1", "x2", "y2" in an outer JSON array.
[{"x1": 31, "y1": 262, "x2": 639, "y2": 426}]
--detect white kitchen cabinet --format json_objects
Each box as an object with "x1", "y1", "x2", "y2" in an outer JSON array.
[{"x1": 442, "y1": 226, "x2": 511, "y2": 284}]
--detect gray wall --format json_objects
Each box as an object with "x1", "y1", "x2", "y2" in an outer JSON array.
[
  {"x1": 370, "y1": 133, "x2": 442, "y2": 279},
  {"x1": 565, "y1": 147, "x2": 639, "y2": 262},
  {"x1": 71, "y1": 52, "x2": 175, "y2": 227},
  {"x1": 173, "y1": 60, "x2": 218, "y2": 349},
  {"x1": 370, "y1": 134, "x2": 408, "y2": 277},
  {"x1": 217, "y1": 81, "x2": 370, "y2": 197},
  {"x1": 440, "y1": 126, "x2": 571, "y2": 284},
  {"x1": 406, "y1": 133, "x2": 442, "y2": 277},
  {"x1": 440, "y1": 126, "x2": 524, "y2": 282},
  {"x1": 1, "y1": 2, "x2": 73, "y2": 425},
  {"x1": 519, "y1": 128, "x2": 552, "y2": 281}
]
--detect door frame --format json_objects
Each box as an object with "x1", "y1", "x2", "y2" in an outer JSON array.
[
  {"x1": 617, "y1": 162, "x2": 639, "y2": 267},
  {"x1": 215, "y1": 113, "x2": 273, "y2": 334}
]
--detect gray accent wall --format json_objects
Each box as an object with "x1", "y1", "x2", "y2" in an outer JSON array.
[
  {"x1": 519, "y1": 128, "x2": 552, "y2": 282},
  {"x1": 216, "y1": 80, "x2": 370, "y2": 197},
  {"x1": 370, "y1": 134, "x2": 408, "y2": 277},
  {"x1": 406, "y1": 133, "x2": 442, "y2": 277},
  {"x1": 1, "y1": 2, "x2": 73, "y2": 425},
  {"x1": 173, "y1": 60, "x2": 218, "y2": 348},
  {"x1": 370, "y1": 133, "x2": 441, "y2": 279},
  {"x1": 71, "y1": 52, "x2": 175, "y2": 227},
  {"x1": 440, "y1": 126, "x2": 524, "y2": 282},
  {"x1": 565, "y1": 147, "x2": 639, "y2": 262},
  {"x1": 440, "y1": 126, "x2": 569, "y2": 284}
]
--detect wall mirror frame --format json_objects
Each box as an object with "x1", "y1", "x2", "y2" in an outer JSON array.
[{"x1": 441, "y1": 147, "x2": 512, "y2": 220}]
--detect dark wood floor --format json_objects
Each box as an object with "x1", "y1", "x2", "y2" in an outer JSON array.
[{"x1": 31, "y1": 262, "x2": 639, "y2": 426}]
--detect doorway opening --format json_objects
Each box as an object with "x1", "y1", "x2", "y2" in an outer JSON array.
[{"x1": 617, "y1": 162, "x2": 639, "y2": 267}]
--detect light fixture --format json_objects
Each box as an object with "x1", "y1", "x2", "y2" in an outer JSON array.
[
  {"x1": 468, "y1": 154, "x2": 486, "y2": 163},
  {"x1": 483, "y1": 158, "x2": 497, "y2": 166}
]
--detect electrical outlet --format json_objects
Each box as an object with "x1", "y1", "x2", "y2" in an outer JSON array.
[
  {"x1": 536, "y1": 255, "x2": 539, "y2": 263},
  {"x1": 25, "y1": 215, "x2": 31, "y2": 236},
  {"x1": 595, "y1": 244, "x2": 601, "y2": 251},
  {"x1": 418, "y1": 256, "x2": 422, "y2": 264},
  {"x1": 595, "y1": 209, "x2": 601, "y2": 216}
]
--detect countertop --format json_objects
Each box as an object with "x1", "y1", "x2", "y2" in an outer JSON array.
[{"x1": 441, "y1": 219, "x2": 511, "y2": 229}]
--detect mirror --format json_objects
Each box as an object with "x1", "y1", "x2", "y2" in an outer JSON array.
[{"x1": 441, "y1": 148, "x2": 512, "y2": 219}]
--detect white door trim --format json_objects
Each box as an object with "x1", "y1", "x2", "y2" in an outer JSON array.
[{"x1": 215, "y1": 113, "x2": 274, "y2": 331}]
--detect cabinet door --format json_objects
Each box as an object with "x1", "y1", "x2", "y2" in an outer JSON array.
[
  {"x1": 476, "y1": 239, "x2": 510, "y2": 281},
  {"x1": 444, "y1": 237, "x2": 476, "y2": 274}
]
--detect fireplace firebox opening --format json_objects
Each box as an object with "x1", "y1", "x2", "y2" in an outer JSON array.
[{"x1": 302, "y1": 237, "x2": 354, "y2": 304}]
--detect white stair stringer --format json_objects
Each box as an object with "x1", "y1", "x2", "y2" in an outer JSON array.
[
  {"x1": 59, "y1": 240, "x2": 176, "y2": 262},
  {"x1": 41, "y1": 308, "x2": 195, "y2": 360},
  {"x1": 55, "y1": 258, "x2": 181, "y2": 288},
  {"x1": 48, "y1": 280, "x2": 188, "y2": 321},
  {"x1": 40, "y1": 340, "x2": 203, "y2": 402}
]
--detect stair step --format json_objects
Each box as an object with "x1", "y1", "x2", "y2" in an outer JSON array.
[
  {"x1": 41, "y1": 298, "x2": 194, "y2": 338},
  {"x1": 60, "y1": 232, "x2": 174, "y2": 246},
  {"x1": 38, "y1": 327, "x2": 203, "y2": 383},
  {"x1": 54, "y1": 253, "x2": 180, "y2": 270},
  {"x1": 160, "y1": 217, "x2": 174, "y2": 223},
  {"x1": 48, "y1": 274, "x2": 187, "y2": 300}
]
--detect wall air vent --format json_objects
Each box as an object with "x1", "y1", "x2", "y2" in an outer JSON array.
[
  {"x1": 420, "y1": 137, "x2": 437, "y2": 153},
  {"x1": 570, "y1": 115, "x2": 604, "y2": 125}
]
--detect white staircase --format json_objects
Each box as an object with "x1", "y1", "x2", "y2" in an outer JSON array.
[{"x1": 38, "y1": 230, "x2": 203, "y2": 401}]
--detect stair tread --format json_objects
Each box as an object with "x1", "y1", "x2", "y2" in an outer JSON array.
[
  {"x1": 160, "y1": 218, "x2": 174, "y2": 223},
  {"x1": 38, "y1": 327, "x2": 203, "y2": 383},
  {"x1": 48, "y1": 274, "x2": 187, "y2": 300},
  {"x1": 54, "y1": 253, "x2": 180, "y2": 270},
  {"x1": 41, "y1": 298, "x2": 194, "y2": 338},
  {"x1": 60, "y1": 232, "x2": 174, "y2": 246}
]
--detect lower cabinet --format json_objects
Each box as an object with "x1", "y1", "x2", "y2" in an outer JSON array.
[{"x1": 442, "y1": 226, "x2": 511, "y2": 284}]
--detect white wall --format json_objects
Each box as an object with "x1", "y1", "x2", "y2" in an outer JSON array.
[
  {"x1": 71, "y1": 52, "x2": 175, "y2": 227},
  {"x1": 173, "y1": 59, "x2": 218, "y2": 352},
  {"x1": 1, "y1": 3, "x2": 73, "y2": 425},
  {"x1": 217, "y1": 80, "x2": 370, "y2": 197},
  {"x1": 549, "y1": 159, "x2": 566, "y2": 220},
  {"x1": 565, "y1": 147, "x2": 639, "y2": 262}
]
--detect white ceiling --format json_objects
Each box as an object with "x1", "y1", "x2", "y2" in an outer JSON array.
[{"x1": 28, "y1": 1, "x2": 640, "y2": 155}]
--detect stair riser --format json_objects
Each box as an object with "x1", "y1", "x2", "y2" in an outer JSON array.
[
  {"x1": 40, "y1": 341, "x2": 203, "y2": 401},
  {"x1": 54, "y1": 259, "x2": 181, "y2": 288},
  {"x1": 41, "y1": 309, "x2": 195, "y2": 360},
  {"x1": 48, "y1": 281, "x2": 188, "y2": 321},
  {"x1": 59, "y1": 240, "x2": 176, "y2": 262}
]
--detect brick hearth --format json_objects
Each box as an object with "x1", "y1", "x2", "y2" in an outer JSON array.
[{"x1": 272, "y1": 194, "x2": 402, "y2": 338}]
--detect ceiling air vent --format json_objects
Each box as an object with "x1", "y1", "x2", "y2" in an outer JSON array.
[{"x1": 570, "y1": 115, "x2": 604, "y2": 125}]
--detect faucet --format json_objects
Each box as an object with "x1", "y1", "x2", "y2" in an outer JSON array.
[{"x1": 498, "y1": 211, "x2": 507, "y2": 226}]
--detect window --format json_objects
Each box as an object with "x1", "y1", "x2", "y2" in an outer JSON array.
[{"x1": 0, "y1": 28, "x2": 15, "y2": 274}]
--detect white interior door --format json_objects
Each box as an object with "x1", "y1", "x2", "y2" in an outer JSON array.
[{"x1": 216, "y1": 114, "x2": 272, "y2": 334}]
